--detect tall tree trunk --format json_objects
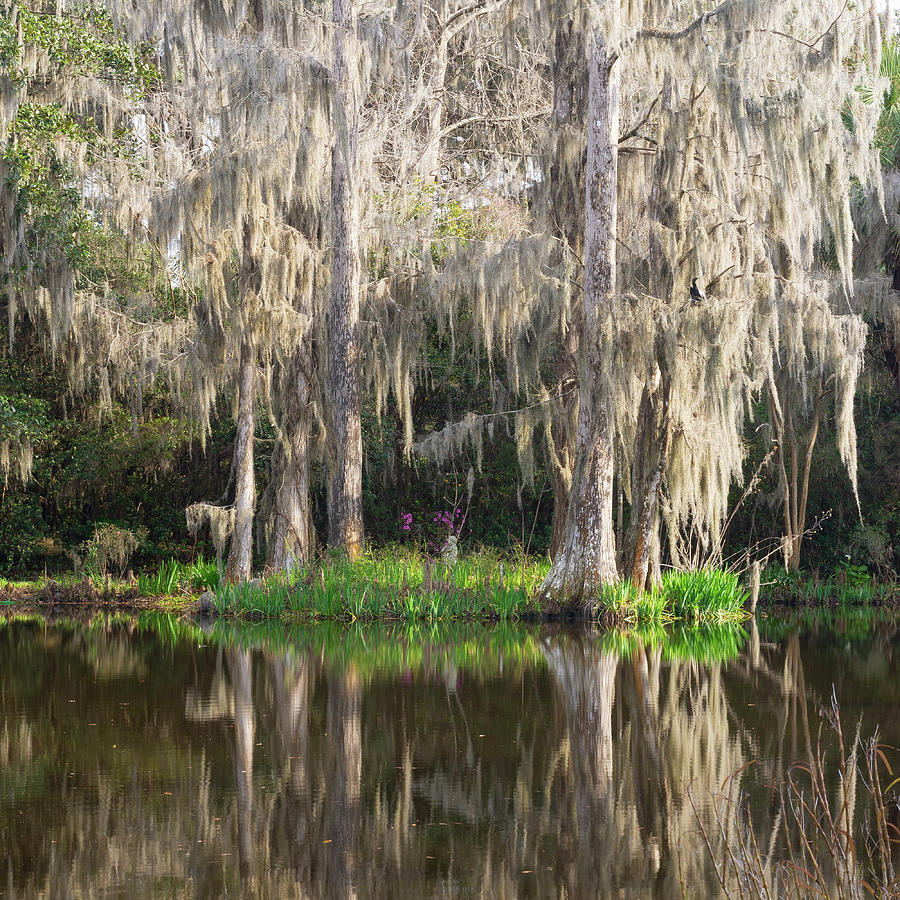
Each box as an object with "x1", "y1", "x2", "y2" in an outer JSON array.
[
  {"x1": 886, "y1": 259, "x2": 900, "y2": 395},
  {"x1": 539, "y1": 30, "x2": 619, "y2": 608},
  {"x1": 419, "y1": 35, "x2": 448, "y2": 182},
  {"x1": 549, "y1": 458, "x2": 572, "y2": 560},
  {"x1": 268, "y1": 344, "x2": 314, "y2": 571},
  {"x1": 546, "y1": 13, "x2": 586, "y2": 559},
  {"x1": 624, "y1": 359, "x2": 672, "y2": 589},
  {"x1": 549, "y1": 338, "x2": 578, "y2": 560},
  {"x1": 882, "y1": 321, "x2": 900, "y2": 396},
  {"x1": 328, "y1": 0, "x2": 364, "y2": 558},
  {"x1": 623, "y1": 74, "x2": 675, "y2": 587},
  {"x1": 226, "y1": 339, "x2": 256, "y2": 582}
]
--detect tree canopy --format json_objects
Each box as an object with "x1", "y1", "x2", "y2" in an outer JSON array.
[{"x1": 2, "y1": 0, "x2": 898, "y2": 598}]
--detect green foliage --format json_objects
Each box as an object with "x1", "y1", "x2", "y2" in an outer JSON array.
[
  {"x1": 759, "y1": 561, "x2": 897, "y2": 606},
  {"x1": 0, "y1": 340, "x2": 219, "y2": 571},
  {"x1": 0, "y1": 392, "x2": 49, "y2": 484},
  {"x1": 0, "y1": 3, "x2": 162, "y2": 92},
  {"x1": 0, "y1": 2, "x2": 163, "y2": 289},
  {"x1": 187, "y1": 555, "x2": 220, "y2": 592},
  {"x1": 0, "y1": 493, "x2": 46, "y2": 569},
  {"x1": 660, "y1": 568, "x2": 749, "y2": 621},
  {"x1": 137, "y1": 555, "x2": 220, "y2": 597},
  {"x1": 856, "y1": 35, "x2": 900, "y2": 167},
  {"x1": 593, "y1": 569, "x2": 748, "y2": 624},
  {"x1": 372, "y1": 178, "x2": 501, "y2": 269},
  {"x1": 0, "y1": 392, "x2": 48, "y2": 440},
  {"x1": 209, "y1": 547, "x2": 546, "y2": 623}
]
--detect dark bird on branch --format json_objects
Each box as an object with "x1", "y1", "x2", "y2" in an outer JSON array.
[{"x1": 690, "y1": 278, "x2": 706, "y2": 306}]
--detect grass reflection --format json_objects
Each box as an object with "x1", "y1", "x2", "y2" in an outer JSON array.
[
  {"x1": 600, "y1": 621, "x2": 749, "y2": 662},
  {"x1": 758, "y1": 606, "x2": 900, "y2": 643},
  {"x1": 1, "y1": 609, "x2": 750, "y2": 669}
]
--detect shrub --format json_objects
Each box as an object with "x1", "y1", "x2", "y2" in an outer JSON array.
[{"x1": 72, "y1": 523, "x2": 142, "y2": 577}]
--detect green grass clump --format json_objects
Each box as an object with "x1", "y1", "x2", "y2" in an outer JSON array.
[
  {"x1": 138, "y1": 559, "x2": 180, "y2": 596},
  {"x1": 593, "y1": 568, "x2": 748, "y2": 624},
  {"x1": 595, "y1": 581, "x2": 670, "y2": 623},
  {"x1": 209, "y1": 546, "x2": 545, "y2": 623},
  {"x1": 4, "y1": 545, "x2": 754, "y2": 626},
  {"x1": 205, "y1": 552, "x2": 749, "y2": 625},
  {"x1": 187, "y1": 555, "x2": 220, "y2": 591},
  {"x1": 137, "y1": 555, "x2": 220, "y2": 598},
  {"x1": 659, "y1": 568, "x2": 748, "y2": 621}
]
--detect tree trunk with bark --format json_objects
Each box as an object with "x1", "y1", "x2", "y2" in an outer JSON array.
[
  {"x1": 268, "y1": 343, "x2": 314, "y2": 571},
  {"x1": 621, "y1": 74, "x2": 675, "y2": 587},
  {"x1": 327, "y1": 0, "x2": 364, "y2": 558},
  {"x1": 226, "y1": 339, "x2": 256, "y2": 582},
  {"x1": 624, "y1": 358, "x2": 672, "y2": 589},
  {"x1": 419, "y1": 36, "x2": 448, "y2": 182},
  {"x1": 539, "y1": 29, "x2": 619, "y2": 609},
  {"x1": 546, "y1": 13, "x2": 587, "y2": 560},
  {"x1": 549, "y1": 352, "x2": 578, "y2": 559},
  {"x1": 768, "y1": 371, "x2": 825, "y2": 572}
]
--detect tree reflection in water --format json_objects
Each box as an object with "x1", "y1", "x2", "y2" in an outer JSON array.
[
  {"x1": 543, "y1": 631, "x2": 752, "y2": 897},
  {"x1": 0, "y1": 615, "x2": 898, "y2": 898}
]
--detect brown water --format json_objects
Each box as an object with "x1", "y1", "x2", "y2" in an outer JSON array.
[{"x1": 1, "y1": 613, "x2": 898, "y2": 898}]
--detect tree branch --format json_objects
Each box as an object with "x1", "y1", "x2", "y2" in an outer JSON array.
[
  {"x1": 639, "y1": 2, "x2": 730, "y2": 41},
  {"x1": 438, "y1": 107, "x2": 550, "y2": 139},
  {"x1": 618, "y1": 92, "x2": 660, "y2": 144}
]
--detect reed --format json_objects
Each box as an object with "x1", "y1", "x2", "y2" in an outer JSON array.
[{"x1": 695, "y1": 697, "x2": 900, "y2": 898}]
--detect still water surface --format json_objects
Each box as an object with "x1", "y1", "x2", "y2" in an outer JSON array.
[{"x1": 1, "y1": 613, "x2": 898, "y2": 898}]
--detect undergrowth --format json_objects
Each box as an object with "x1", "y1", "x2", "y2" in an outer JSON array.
[
  {"x1": 137, "y1": 555, "x2": 219, "y2": 597},
  {"x1": 761, "y1": 563, "x2": 899, "y2": 606},
  {"x1": 209, "y1": 547, "x2": 545, "y2": 623},
  {"x1": 4, "y1": 547, "x2": 766, "y2": 624},
  {"x1": 203, "y1": 549, "x2": 750, "y2": 624},
  {"x1": 594, "y1": 568, "x2": 749, "y2": 625}
]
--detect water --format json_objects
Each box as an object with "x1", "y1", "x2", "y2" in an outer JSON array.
[{"x1": 1, "y1": 612, "x2": 898, "y2": 898}]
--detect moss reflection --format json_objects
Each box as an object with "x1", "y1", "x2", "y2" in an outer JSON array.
[{"x1": 2, "y1": 613, "x2": 898, "y2": 897}]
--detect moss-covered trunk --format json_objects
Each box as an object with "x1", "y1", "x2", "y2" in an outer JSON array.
[
  {"x1": 624, "y1": 362, "x2": 672, "y2": 589},
  {"x1": 327, "y1": 0, "x2": 364, "y2": 558},
  {"x1": 539, "y1": 29, "x2": 619, "y2": 609},
  {"x1": 546, "y1": 14, "x2": 586, "y2": 561},
  {"x1": 268, "y1": 344, "x2": 314, "y2": 571}
]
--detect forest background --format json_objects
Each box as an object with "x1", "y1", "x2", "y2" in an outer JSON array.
[{"x1": 1, "y1": 0, "x2": 899, "y2": 594}]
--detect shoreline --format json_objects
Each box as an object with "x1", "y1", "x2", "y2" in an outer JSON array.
[{"x1": 3, "y1": 574, "x2": 898, "y2": 626}]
